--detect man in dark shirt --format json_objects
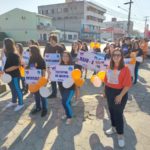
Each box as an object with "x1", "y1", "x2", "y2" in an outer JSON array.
[{"x1": 44, "y1": 35, "x2": 64, "y2": 98}]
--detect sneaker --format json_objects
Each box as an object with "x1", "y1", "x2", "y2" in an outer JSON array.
[
  {"x1": 41, "y1": 110, "x2": 47, "y2": 117},
  {"x1": 48, "y1": 94, "x2": 57, "y2": 99},
  {"x1": 66, "y1": 118, "x2": 72, "y2": 125},
  {"x1": 105, "y1": 127, "x2": 116, "y2": 135},
  {"x1": 118, "y1": 137, "x2": 125, "y2": 148},
  {"x1": 14, "y1": 105, "x2": 24, "y2": 112},
  {"x1": 31, "y1": 108, "x2": 41, "y2": 115},
  {"x1": 72, "y1": 100, "x2": 80, "y2": 106},
  {"x1": 5, "y1": 102, "x2": 17, "y2": 109},
  {"x1": 61, "y1": 115, "x2": 67, "y2": 120}
]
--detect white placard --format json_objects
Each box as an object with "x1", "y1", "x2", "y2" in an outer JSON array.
[
  {"x1": 49, "y1": 65, "x2": 74, "y2": 82},
  {"x1": 22, "y1": 51, "x2": 30, "y2": 65},
  {"x1": 76, "y1": 51, "x2": 106, "y2": 72},
  {"x1": 25, "y1": 69, "x2": 42, "y2": 84},
  {"x1": 44, "y1": 53, "x2": 61, "y2": 67}
]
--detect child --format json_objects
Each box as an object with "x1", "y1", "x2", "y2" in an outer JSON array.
[
  {"x1": 16, "y1": 43, "x2": 28, "y2": 95},
  {"x1": 3, "y1": 38, "x2": 24, "y2": 111},
  {"x1": 71, "y1": 42, "x2": 82, "y2": 106},
  {"x1": 28, "y1": 45, "x2": 48, "y2": 117},
  {"x1": 58, "y1": 51, "x2": 75, "y2": 125}
]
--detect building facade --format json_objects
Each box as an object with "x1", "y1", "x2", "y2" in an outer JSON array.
[
  {"x1": 101, "y1": 18, "x2": 134, "y2": 41},
  {"x1": 0, "y1": 8, "x2": 55, "y2": 42},
  {"x1": 38, "y1": 0, "x2": 106, "y2": 41}
]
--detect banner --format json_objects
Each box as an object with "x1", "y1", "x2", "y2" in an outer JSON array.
[
  {"x1": 76, "y1": 51, "x2": 106, "y2": 72},
  {"x1": 49, "y1": 65, "x2": 74, "y2": 82},
  {"x1": 22, "y1": 51, "x2": 30, "y2": 65},
  {"x1": 44, "y1": 53, "x2": 61, "y2": 67},
  {"x1": 25, "y1": 69, "x2": 42, "y2": 84}
]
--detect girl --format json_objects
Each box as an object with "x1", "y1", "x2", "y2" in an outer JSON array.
[
  {"x1": 71, "y1": 42, "x2": 82, "y2": 106},
  {"x1": 16, "y1": 43, "x2": 28, "y2": 95},
  {"x1": 82, "y1": 42, "x2": 88, "y2": 51},
  {"x1": 104, "y1": 48, "x2": 132, "y2": 148},
  {"x1": 3, "y1": 38, "x2": 24, "y2": 111},
  {"x1": 58, "y1": 51, "x2": 75, "y2": 125},
  {"x1": 132, "y1": 41, "x2": 143, "y2": 84},
  {"x1": 28, "y1": 45, "x2": 48, "y2": 117}
]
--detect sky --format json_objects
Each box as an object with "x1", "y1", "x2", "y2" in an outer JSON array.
[{"x1": 0, "y1": 0, "x2": 149, "y2": 32}]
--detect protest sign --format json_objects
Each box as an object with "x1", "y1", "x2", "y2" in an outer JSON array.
[{"x1": 25, "y1": 69, "x2": 42, "y2": 84}]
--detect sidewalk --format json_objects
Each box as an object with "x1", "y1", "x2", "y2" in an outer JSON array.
[{"x1": 0, "y1": 59, "x2": 150, "y2": 150}]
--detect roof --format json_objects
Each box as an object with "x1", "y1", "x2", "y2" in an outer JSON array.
[{"x1": 0, "y1": 8, "x2": 52, "y2": 19}]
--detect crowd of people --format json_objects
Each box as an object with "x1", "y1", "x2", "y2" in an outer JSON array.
[{"x1": 0, "y1": 35, "x2": 149, "y2": 148}]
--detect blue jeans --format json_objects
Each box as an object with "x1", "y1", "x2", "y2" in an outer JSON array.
[
  {"x1": 8, "y1": 77, "x2": 23, "y2": 105},
  {"x1": 34, "y1": 91, "x2": 48, "y2": 110},
  {"x1": 134, "y1": 62, "x2": 140, "y2": 84},
  {"x1": 59, "y1": 88, "x2": 74, "y2": 118}
]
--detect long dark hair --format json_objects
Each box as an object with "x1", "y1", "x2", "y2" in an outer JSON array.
[
  {"x1": 16, "y1": 43, "x2": 24, "y2": 56},
  {"x1": 60, "y1": 51, "x2": 72, "y2": 65},
  {"x1": 110, "y1": 48, "x2": 125, "y2": 70},
  {"x1": 28, "y1": 45, "x2": 43, "y2": 67},
  {"x1": 3, "y1": 38, "x2": 17, "y2": 56},
  {"x1": 71, "y1": 42, "x2": 79, "y2": 55}
]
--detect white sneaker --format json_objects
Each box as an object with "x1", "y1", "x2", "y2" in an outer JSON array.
[
  {"x1": 14, "y1": 105, "x2": 24, "y2": 112},
  {"x1": 61, "y1": 115, "x2": 67, "y2": 120},
  {"x1": 105, "y1": 127, "x2": 116, "y2": 135},
  {"x1": 118, "y1": 137, "x2": 125, "y2": 148},
  {"x1": 5, "y1": 102, "x2": 17, "y2": 109},
  {"x1": 72, "y1": 100, "x2": 80, "y2": 106}
]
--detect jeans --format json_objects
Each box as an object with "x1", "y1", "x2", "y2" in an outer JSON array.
[
  {"x1": 8, "y1": 77, "x2": 23, "y2": 105},
  {"x1": 59, "y1": 88, "x2": 74, "y2": 118}
]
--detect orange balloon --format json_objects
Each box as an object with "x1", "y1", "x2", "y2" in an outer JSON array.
[
  {"x1": 38, "y1": 77, "x2": 48, "y2": 87},
  {"x1": 130, "y1": 58, "x2": 136, "y2": 64},
  {"x1": 95, "y1": 43, "x2": 101, "y2": 49},
  {"x1": 71, "y1": 69, "x2": 82, "y2": 81},
  {"x1": 28, "y1": 84, "x2": 40, "y2": 93},
  {"x1": 75, "y1": 78, "x2": 85, "y2": 87},
  {"x1": 97, "y1": 71, "x2": 106, "y2": 81},
  {"x1": 90, "y1": 75, "x2": 97, "y2": 83},
  {"x1": 19, "y1": 66, "x2": 25, "y2": 77}
]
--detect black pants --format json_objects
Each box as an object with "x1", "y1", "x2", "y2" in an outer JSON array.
[
  {"x1": 105, "y1": 86, "x2": 128, "y2": 134},
  {"x1": 51, "y1": 81, "x2": 57, "y2": 96}
]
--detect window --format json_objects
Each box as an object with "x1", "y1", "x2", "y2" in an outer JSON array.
[
  {"x1": 74, "y1": 34, "x2": 77, "y2": 40},
  {"x1": 63, "y1": 8, "x2": 68, "y2": 13},
  {"x1": 57, "y1": 8, "x2": 62, "y2": 13},
  {"x1": 68, "y1": 34, "x2": 72, "y2": 40},
  {"x1": 21, "y1": 16, "x2": 26, "y2": 20},
  {"x1": 45, "y1": 10, "x2": 48, "y2": 14},
  {"x1": 5, "y1": 17, "x2": 8, "y2": 20},
  {"x1": 51, "y1": 9, "x2": 54, "y2": 14}
]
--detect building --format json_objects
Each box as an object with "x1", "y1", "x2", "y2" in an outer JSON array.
[
  {"x1": 38, "y1": 0, "x2": 106, "y2": 41},
  {"x1": 101, "y1": 18, "x2": 134, "y2": 41},
  {"x1": 0, "y1": 8, "x2": 55, "y2": 42}
]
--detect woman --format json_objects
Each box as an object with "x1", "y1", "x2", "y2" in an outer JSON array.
[
  {"x1": 16, "y1": 43, "x2": 28, "y2": 95},
  {"x1": 82, "y1": 42, "x2": 88, "y2": 51},
  {"x1": 104, "y1": 48, "x2": 132, "y2": 148},
  {"x1": 71, "y1": 42, "x2": 82, "y2": 106},
  {"x1": 58, "y1": 51, "x2": 75, "y2": 125},
  {"x1": 132, "y1": 41, "x2": 143, "y2": 84},
  {"x1": 28, "y1": 45, "x2": 48, "y2": 117},
  {"x1": 3, "y1": 38, "x2": 24, "y2": 111}
]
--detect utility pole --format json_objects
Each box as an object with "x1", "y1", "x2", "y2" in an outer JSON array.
[
  {"x1": 124, "y1": 0, "x2": 133, "y2": 37},
  {"x1": 144, "y1": 16, "x2": 149, "y2": 38}
]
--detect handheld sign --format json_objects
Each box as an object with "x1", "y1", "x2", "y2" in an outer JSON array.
[
  {"x1": 25, "y1": 69, "x2": 42, "y2": 84},
  {"x1": 44, "y1": 53, "x2": 60, "y2": 67},
  {"x1": 49, "y1": 65, "x2": 74, "y2": 82}
]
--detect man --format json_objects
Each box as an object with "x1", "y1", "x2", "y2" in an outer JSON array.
[{"x1": 44, "y1": 35, "x2": 64, "y2": 98}]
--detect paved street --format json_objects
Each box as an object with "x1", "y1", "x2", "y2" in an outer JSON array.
[{"x1": 0, "y1": 56, "x2": 150, "y2": 150}]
